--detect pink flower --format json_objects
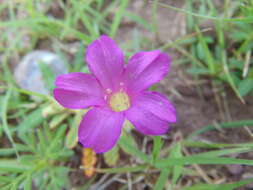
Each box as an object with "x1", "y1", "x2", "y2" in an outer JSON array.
[{"x1": 53, "y1": 35, "x2": 176, "y2": 153}]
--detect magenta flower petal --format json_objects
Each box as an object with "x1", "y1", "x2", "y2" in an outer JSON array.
[
  {"x1": 126, "y1": 106, "x2": 170, "y2": 135},
  {"x1": 86, "y1": 35, "x2": 124, "y2": 90},
  {"x1": 53, "y1": 89, "x2": 103, "y2": 109},
  {"x1": 124, "y1": 50, "x2": 171, "y2": 93},
  {"x1": 78, "y1": 108, "x2": 124, "y2": 153},
  {"x1": 125, "y1": 91, "x2": 175, "y2": 135},
  {"x1": 55, "y1": 72, "x2": 102, "y2": 95},
  {"x1": 132, "y1": 91, "x2": 176, "y2": 123},
  {"x1": 53, "y1": 73, "x2": 105, "y2": 109}
]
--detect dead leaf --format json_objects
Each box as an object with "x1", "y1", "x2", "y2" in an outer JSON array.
[{"x1": 81, "y1": 148, "x2": 97, "y2": 178}]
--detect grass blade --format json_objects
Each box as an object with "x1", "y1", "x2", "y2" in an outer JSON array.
[
  {"x1": 154, "y1": 168, "x2": 170, "y2": 190},
  {"x1": 110, "y1": 0, "x2": 129, "y2": 37},
  {"x1": 1, "y1": 88, "x2": 19, "y2": 158},
  {"x1": 118, "y1": 133, "x2": 150, "y2": 163},
  {"x1": 152, "y1": 136, "x2": 163, "y2": 164},
  {"x1": 0, "y1": 160, "x2": 31, "y2": 172},
  {"x1": 188, "y1": 120, "x2": 253, "y2": 138},
  {"x1": 155, "y1": 156, "x2": 253, "y2": 168},
  {"x1": 95, "y1": 164, "x2": 148, "y2": 174},
  {"x1": 157, "y1": 1, "x2": 253, "y2": 23}
]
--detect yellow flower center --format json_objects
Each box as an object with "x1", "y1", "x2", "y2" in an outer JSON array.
[{"x1": 109, "y1": 92, "x2": 130, "y2": 112}]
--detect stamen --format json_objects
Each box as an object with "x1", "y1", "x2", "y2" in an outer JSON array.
[
  {"x1": 109, "y1": 92, "x2": 130, "y2": 112},
  {"x1": 106, "y1": 88, "x2": 112, "y2": 94}
]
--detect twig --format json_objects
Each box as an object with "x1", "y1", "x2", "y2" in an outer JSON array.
[{"x1": 183, "y1": 147, "x2": 214, "y2": 184}]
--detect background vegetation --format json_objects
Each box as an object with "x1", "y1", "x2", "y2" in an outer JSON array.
[{"x1": 1, "y1": 0, "x2": 253, "y2": 189}]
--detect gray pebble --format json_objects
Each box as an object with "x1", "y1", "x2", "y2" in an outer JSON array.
[{"x1": 14, "y1": 50, "x2": 68, "y2": 95}]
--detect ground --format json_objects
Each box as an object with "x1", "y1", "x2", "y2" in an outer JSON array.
[{"x1": 2, "y1": 0, "x2": 253, "y2": 189}]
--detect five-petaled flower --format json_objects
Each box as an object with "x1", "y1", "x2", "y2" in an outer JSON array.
[{"x1": 53, "y1": 35, "x2": 176, "y2": 153}]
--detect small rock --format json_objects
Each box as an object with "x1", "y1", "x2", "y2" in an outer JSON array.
[
  {"x1": 242, "y1": 173, "x2": 253, "y2": 189},
  {"x1": 226, "y1": 164, "x2": 244, "y2": 175},
  {"x1": 14, "y1": 50, "x2": 67, "y2": 95}
]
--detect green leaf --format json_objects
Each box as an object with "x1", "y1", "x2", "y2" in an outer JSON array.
[
  {"x1": 65, "y1": 112, "x2": 83, "y2": 149},
  {"x1": 238, "y1": 78, "x2": 253, "y2": 96},
  {"x1": 187, "y1": 67, "x2": 210, "y2": 75},
  {"x1": 118, "y1": 131, "x2": 150, "y2": 163},
  {"x1": 196, "y1": 26, "x2": 215, "y2": 75},
  {"x1": 1, "y1": 88, "x2": 19, "y2": 157},
  {"x1": 24, "y1": 174, "x2": 32, "y2": 190},
  {"x1": 154, "y1": 142, "x2": 182, "y2": 190},
  {"x1": 49, "y1": 124, "x2": 68, "y2": 152},
  {"x1": 72, "y1": 43, "x2": 86, "y2": 72},
  {"x1": 171, "y1": 143, "x2": 183, "y2": 185},
  {"x1": 49, "y1": 166, "x2": 70, "y2": 189},
  {"x1": 17, "y1": 108, "x2": 44, "y2": 138},
  {"x1": 110, "y1": 0, "x2": 129, "y2": 37},
  {"x1": 183, "y1": 140, "x2": 253, "y2": 149},
  {"x1": 194, "y1": 147, "x2": 252, "y2": 157},
  {"x1": 154, "y1": 168, "x2": 170, "y2": 190},
  {"x1": 0, "y1": 18, "x2": 92, "y2": 42},
  {"x1": 157, "y1": 1, "x2": 253, "y2": 23},
  {"x1": 49, "y1": 113, "x2": 69, "y2": 129},
  {"x1": 220, "y1": 50, "x2": 244, "y2": 103},
  {"x1": 124, "y1": 11, "x2": 152, "y2": 31},
  {"x1": 182, "y1": 178, "x2": 253, "y2": 190},
  {"x1": 0, "y1": 148, "x2": 16, "y2": 156},
  {"x1": 196, "y1": 42, "x2": 205, "y2": 60},
  {"x1": 152, "y1": 136, "x2": 163, "y2": 164},
  {"x1": 0, "y1": 160, "x2": 31, "y2": 172},
  {"x1": 104, "y1": 145, "x2": 119, "y2": 166},
  {"x1": 37, "y1": 128, "x2": 47, "y2": 153},
  {"x1": 188, "y1": 120, "x2": 253, "y2": 138},
  {"x1": 155, "y1": 156, "x2": 253, "y2": 168},
  {"x1": 0, "y1": 176, "x2": 14, "y2": 183}
]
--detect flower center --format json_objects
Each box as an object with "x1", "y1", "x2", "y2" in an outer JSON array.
[{"x1": 109, "y1": 92, "x2": 130, "y2": 112}]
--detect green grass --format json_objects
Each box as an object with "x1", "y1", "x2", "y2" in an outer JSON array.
[
  {"x1": 163, "y1": 0, "x2": 253, "y2": 99},
  {"x1": 1, "y1": 0, "x2": 253, "y2": 190}
]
